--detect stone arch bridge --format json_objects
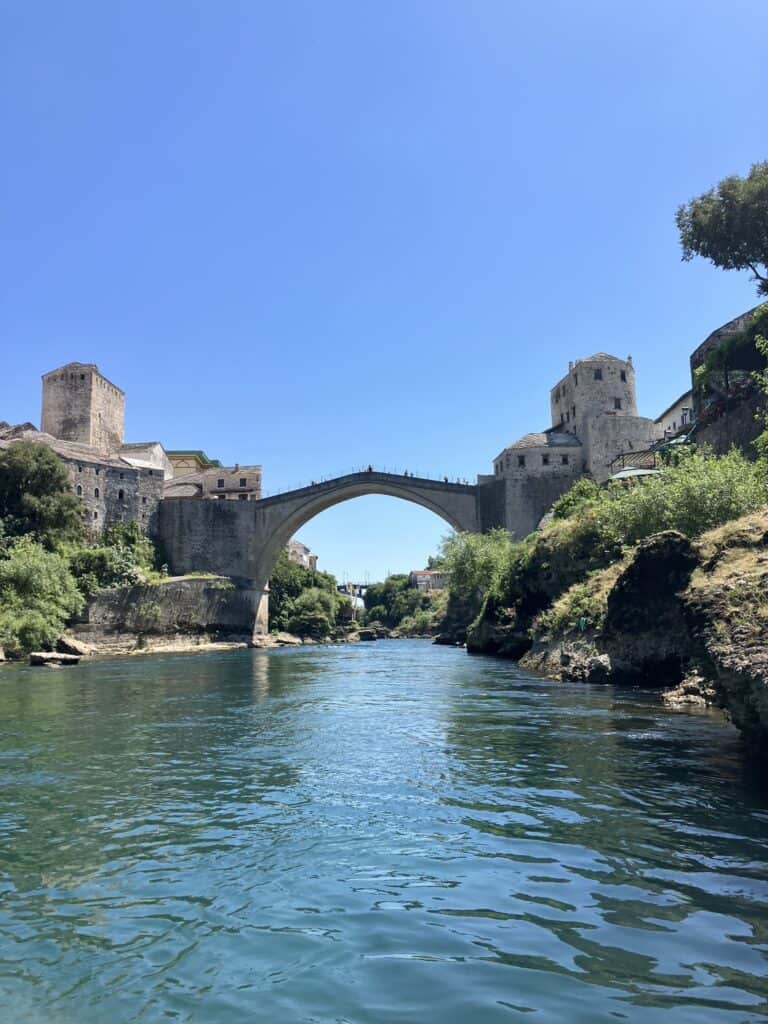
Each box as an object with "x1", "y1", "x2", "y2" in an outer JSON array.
[{"x1": 159, "y1": 471, "x2": 484, "y2": 635}]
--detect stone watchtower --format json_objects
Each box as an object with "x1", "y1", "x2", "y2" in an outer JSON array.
[{"x1": 41, "y1": 362, "x2": 125, "y2": 452}]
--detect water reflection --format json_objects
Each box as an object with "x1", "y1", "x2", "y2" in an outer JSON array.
[{"x1": 0, "y1": 642, "x2": 766, "y2": 1023}]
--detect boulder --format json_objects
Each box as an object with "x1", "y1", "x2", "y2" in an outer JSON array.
[
  {"x1": 29, "y1": 652, "x2": 80, "y2": 667},
  {"x1": 56, "y1": 634, "x2": 92, "y2": 657},
  {"x1": 358, "y1": 628, "x2": 377, "y2": 641}
]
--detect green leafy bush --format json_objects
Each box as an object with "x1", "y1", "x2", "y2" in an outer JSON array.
[{"x1": 0, "y1": 537, "x2": 84, "y2": 656}]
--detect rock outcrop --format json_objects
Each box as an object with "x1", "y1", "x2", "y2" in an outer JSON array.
[{"x1": 516, "y1": 513, "x2": 768, "y2": 757}]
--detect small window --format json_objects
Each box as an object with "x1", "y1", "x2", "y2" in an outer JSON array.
[
  {"x1": 148, "y1": 470, "x2": 153, "y2": 476},
  {"x1": 239, "y1": 478, "x2": 247, "y2": 487},
  {"x1": 94, "y1": 487, "x2": 100, "y2": 498},
  {"x1": 118, "y1": 489, "x2": 124, "y2": 500},
  {"x1": 574, "y1": 373, "x2": 578, "y2": 386},
  {"x1": 566, "y1": 411, "x2": 570, "y2": 423},
  {"x1": 517, "y1": 455, "x2": 525, "y2": 468},
  {"x1": 119, "y1": 472, "x2": 124, "y2": 480},
  {"x1": 542, "y1": 454, "x2": 550, "y2": 466},
  {"x1": 93, "y1": 511, "x2": 98, "y2": 520},
  {"x1": 78, "y1": 465, "x2": 83, "y2": 472},
  {"x1": 620, "y1": 370, "x2": 627, "y2": 382},
  {"x1": 614, "y1": 398, "x2": 622, "y2": 410},
  {"x1": 95, "y1": 467, "x2": 100, "y2": 475},
  {"x1": 562, "y1": 454, "x2": 569, "y2": 465},
  {"x1": 217, "y1": 479, "x2": 225, "y2": 488},
  {"x1": 572, "y1": 405, "x2": 576, "y2": 418},
  {"x1": 142, "y1": 496, "x2": 147, "y2": 505},
  {"x1": 76, "y1": 485, "x2": 82, "y2": 496},
  {"x1": 238, "y1": 493, "x2": 248, "y2": 500},
  {"x1": 80, "y1": 374, "x2": 85, "y2": 380},
  {"x1": 594, "y1": 368, "x2": 603, "y2": 380}
]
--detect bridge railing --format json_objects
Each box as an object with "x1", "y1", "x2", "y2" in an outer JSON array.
[{"x1": 259, "y1": 465, "x2": 475, "y2": 497}]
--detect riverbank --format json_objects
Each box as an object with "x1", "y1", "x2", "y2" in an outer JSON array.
[{"x1": 466, "y1": 510, "x2": 768, "y2": 759}]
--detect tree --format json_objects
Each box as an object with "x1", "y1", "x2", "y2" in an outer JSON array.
[
  {"x1": 0, "y1": 537, "x2": 84, "y2": 656},
  {"x1": 268, "y1": 549, "x2": 339, "y2": 632},
  {"x1": 0, "y1": 441, "x2": 84, "y2": 548},
  {"x1": 676, "y1": 161, "x2": 768, "y2": 294}
]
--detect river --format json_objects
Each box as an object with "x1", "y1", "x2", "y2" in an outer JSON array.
[{"x1": 0, "y1": 640, "x2": 766, "y2": 1023}]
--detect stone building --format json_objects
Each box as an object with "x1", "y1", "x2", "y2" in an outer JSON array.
[
  {"x1": 166, "y1": 450, "x2": 222, "y2": 477},
  {"x1": 654, "y1": 390, "x2": 694, "y2": 438},
  {"x1": 164, "y1": 465, "x2": 262, "y2": 501},
  {"x1": 486, "y1": 353, "x2": 661, "y2": 537},
  {"x1": 42, "y1": 362, "x2": 125, "y2": 452},
  {"x1": 286, "y1": 539, "x2": 318, "y2": 570},
  {"x1": 0, "y1": 362, "x2": 174, "y2": 535}
]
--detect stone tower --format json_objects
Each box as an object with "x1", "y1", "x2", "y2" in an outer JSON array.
[{"x1": 41, "y1": 362, "x2": 125, "y2": 452}]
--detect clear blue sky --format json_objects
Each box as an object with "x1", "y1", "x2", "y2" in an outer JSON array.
[{"x1": 2, "y1": 1, "x2": 765, "y2": 581}]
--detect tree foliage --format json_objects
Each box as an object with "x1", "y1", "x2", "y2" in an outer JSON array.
[
  {"x1": 0, "y1": 441, "x2": 84, "y2": 548},
  {"x1": 0, "y1": 537, "x2": 84, "y2": 656},
  {"x1": 676, "y1": 161, "x2": 768, "y2": 294},
  {"x1": 268, "y1": 549, "x2": 340, "y2": 633}
]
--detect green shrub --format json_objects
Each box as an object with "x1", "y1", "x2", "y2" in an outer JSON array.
[
  {"x1": 69, "y1": 545, "x2": 145, "y2": 596},
  {"x1": 0, "y1": 537, "x2": 84, "y2": 656},
  {"x1": 604, "y1": 448, "x2": 767, "y2": 543},
  {"x1": 551, "y1": 477, "x2": 601, "y2": 520}
]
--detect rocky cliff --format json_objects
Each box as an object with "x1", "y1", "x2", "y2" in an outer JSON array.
[{"x1": 471, "y1": 512, "x2": 768, "y2": 758}]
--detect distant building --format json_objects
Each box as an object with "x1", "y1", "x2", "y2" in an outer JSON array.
[
  {"x1": 654, "y1": 390, "x2": 694, "y2": 438},
  {"x1": 166, "y1": 450, "x2": 222, "y2": 477},
  {"x1": 286, "y1": 539, "x2": 318, "y2": 570},
  {"x1": 408, "y1": 569, "x2": 446, "y2": 590},
  {"x1": 164, "y1": 465, "x2": 262, "y2": 501}
]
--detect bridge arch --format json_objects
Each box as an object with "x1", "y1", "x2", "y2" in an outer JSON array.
[{"x1": 158, "y1": 472, "x2": 480, "y2": 636}]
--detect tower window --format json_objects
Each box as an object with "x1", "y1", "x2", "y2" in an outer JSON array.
[
  {"x1": 95, "y1": 467, "x2": 100, "y2": 475},
  {"x1": 561, "y1": 454, "x2": 569, "y2": 465},
  {"x1": 614, "y1": 398, "x2": 622, "y2": 410},
  {"x1": 80, "y1": 374, "x2": 85, "y2": 380},
  {"x1": 94, "y1": 487, "x2": 100, "y2": 498},
  {"x1": 93, "y1": 511, "x2": 98, "y2": 520},
  {"x1": 542, "y1": 454, "x2": 550, "y2": 466},
  {"x1": 620, "y1": 370, "x2": 627, "y2": 382},
  {"x1": 142, "y1": 497, "x2": 147, "y2": 505},
  {"x1": 240, "y1": 478, "x2": 247, "y2": 487},
  {"x1": 118, "y1": 489, "x2": 124, "y2": 500},
  {"x1": 76, "y1": 485, "x2": 82, "y2": 496},
  {"x1": 574, "y1": 373, "x2": 578, "y2": 385},
  {"x1": 594, "y1": 368, "x2": 603, "y2": 381},
  {"x1": 517, "y1": 455, "x2": 526, "y2": 468},
  {"x1": 572, "y1": 405, "x2": 576, "y2": 418}
]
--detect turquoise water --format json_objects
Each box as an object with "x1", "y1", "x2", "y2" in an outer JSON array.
[{"x1": 0, "y1": 640, "x2": 767, "y2": 1023}]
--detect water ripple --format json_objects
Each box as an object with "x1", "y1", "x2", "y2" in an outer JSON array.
[{"x1": 0, "y1": 642, "x2": 766, "y2": 1022}]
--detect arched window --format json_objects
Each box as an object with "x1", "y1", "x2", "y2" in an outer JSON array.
[
  {"x1": 118, "y1": 489, "x2": 124, "y2": 500},
  {"x1": 94, "y1": 487, "x2": 100, "y2": 499},
  {"x1": 76, "y1": 485, "x2": 82, "y2": 496}
]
